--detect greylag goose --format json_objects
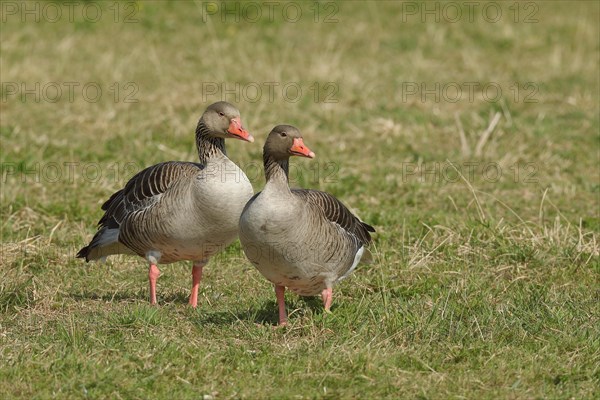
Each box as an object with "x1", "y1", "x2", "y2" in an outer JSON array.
[
  {"x1": 77, "y1": 101, "x2": 254, "y2": 307},
  {"x1": 239, "y1": 125, "x2": 375, "y2": 325}
]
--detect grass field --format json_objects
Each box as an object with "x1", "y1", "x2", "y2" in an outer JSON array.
[{"x1": 1, "y1": 1, "x2": 599, "y2": 398}]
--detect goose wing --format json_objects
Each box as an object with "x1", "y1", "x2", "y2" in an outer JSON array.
[
  {"x1": 98, "y1": 161, "x2": 203, "y2": 230},
  {"x1": 291, "y1": 189, "x2": 375, "y2": 245}
]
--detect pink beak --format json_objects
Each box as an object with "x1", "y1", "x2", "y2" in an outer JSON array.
[
  {"x1": 228, "y1": 117, "x2": 254, "y2": 142},
  {"x1": 290, "y1": 138, "x2": 315, "y2": 158}
]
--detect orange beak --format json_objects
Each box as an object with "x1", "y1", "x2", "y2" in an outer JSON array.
[
  {"x1": 290, "y1": 138, "x2": 315, "y2": 158},
  {"x1": 228, "y1": 117, "x2": 254, "y2": 143}
]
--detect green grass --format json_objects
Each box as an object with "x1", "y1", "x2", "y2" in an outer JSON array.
[{"x1": 1, "y1": 1, "x2": 599, "y2": 398}]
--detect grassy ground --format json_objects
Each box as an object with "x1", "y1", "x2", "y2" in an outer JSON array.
[{"x1": 1, "y1": 1, "x2": 599, "y2": 398}]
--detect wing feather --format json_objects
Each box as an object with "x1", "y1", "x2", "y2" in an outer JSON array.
[
  {"x1": 98, "y1": 161, "x2": 202, "y2": 230},
  {"x1": 291, "y1": 189, "x2": 375, "y2": 245}
]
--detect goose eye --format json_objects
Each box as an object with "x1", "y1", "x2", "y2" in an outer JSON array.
[
  {"x1": 218, "y1": 112, "x2": 225, "y2": 117},
  {"x1": 280, "y1": 132, "x2": 287, "y2": 137}
]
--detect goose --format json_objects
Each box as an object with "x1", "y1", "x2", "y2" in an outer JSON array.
[
  {"x1": 77, "y1": 101, "x2": 254, "y2": 307},
  {"x1": 239, "y1": 125, "x2": 375, "y2": 325}
]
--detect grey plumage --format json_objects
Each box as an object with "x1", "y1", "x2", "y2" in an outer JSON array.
[
  {"x1": 77, "y1": 102, "x2": 254, "y2": 305},
  {"x1": 291, "y1": 189, "x2": 375, "y2": 246},
  {"x1": 239, "y1": 125, "x2": 375, "y2": 300},
  {"x1": 78, "y1": 162, "x2": 205, "y2": 260}
]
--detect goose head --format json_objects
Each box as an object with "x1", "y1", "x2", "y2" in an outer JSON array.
[
  {"x1": 201, "y1": 101, "x2": 254, "y2": 142},
  {"x1": 264, "y1": 125, "x2": 315, "y2": 160}
]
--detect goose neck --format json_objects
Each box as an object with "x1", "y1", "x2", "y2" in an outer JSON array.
[
  {"x1": 263, "y1": 153, "x2": 291, "y2": 189},
  {"x1": 196, "y1": 119, "x2": 226, "y2": 164}
]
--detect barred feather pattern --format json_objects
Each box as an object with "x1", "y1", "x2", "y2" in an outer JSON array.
[
  {"x1": 106, "y1": 161, "x2": 203, "y2": 256},
  {"x1": 78, "y1": 117, "x2": 253, "y2": 263},
  {"x1": 292, "y1": 189, "x2": 375, "y2": 246}
]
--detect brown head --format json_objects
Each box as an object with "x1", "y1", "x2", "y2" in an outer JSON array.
[
  {"x1": 264, "y1": 125, "x2": 315, "y2": 161},
  {"x1": 200, "y1": 101, "x2": 254, "y2": 142}
]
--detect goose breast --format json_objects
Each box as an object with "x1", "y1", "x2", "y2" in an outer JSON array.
[{"x1": 240, "y1": 187, "x2": 358, "y2": 295}]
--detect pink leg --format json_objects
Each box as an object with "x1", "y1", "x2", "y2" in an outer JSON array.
[
  {"x1": 321, "y1": 287, "x2": 333, "y2": 312},
  {"x1": 275, "y1": 285, "x2": 288, "y2": 326},
  {"x1": 188, "y1": 263, "x2": 204, "y2": 308},
  {"x1": 148, "y1": 264, "x2": 161, "y2": 305}
]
